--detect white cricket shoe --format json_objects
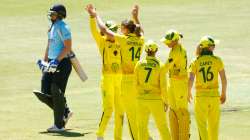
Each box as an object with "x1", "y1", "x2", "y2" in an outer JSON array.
[
  {"x1": 97, "y1": 136, "x2": 104, "y2": 140},
  {"x1": 47, "y1": 125, "x2": 65, "y2": 132}
]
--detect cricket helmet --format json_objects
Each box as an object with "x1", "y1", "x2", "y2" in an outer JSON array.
[
  {"x1": 160, "y1": 29, "x2": 183, "y2": 44},
  {"x1": 144, "y1": 40, "x2": 159, "y2": 52},
  {"x1": 48, "y1": 4, "x2": 67, "y2": 19},
  {"x1": 199, "y1": 35, "x2": 219, "y2": 49}
]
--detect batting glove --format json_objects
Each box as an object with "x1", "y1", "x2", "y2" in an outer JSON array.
[
  {"x1": 48, "y1": 59, "x2": 59, "y2": 73},
  {"x1": 37, "y1": 59, "x2": 49, "y2": 72}
]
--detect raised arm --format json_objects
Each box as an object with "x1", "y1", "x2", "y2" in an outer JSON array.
[
  {"x1": 86, "y1": 4, "x2": 115, "y2": 39},
  {"x1": 87, "y1": 14, "x2": 102, "y2": 45},
  {"x1": 219, "y1": 69, "x2": 227, "y2": 104},
  {"x1": 131, "y1": 5, "x2": 144, "y2": 34}
]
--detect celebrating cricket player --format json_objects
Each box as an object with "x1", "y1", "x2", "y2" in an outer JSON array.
[
  {"x1": 86, "y1": 4, "x2": 124, "y2": 140},
  {"x1": 188, "y1": 35, "x2": 227, "y2": 140},
  {"x1": 135, "y1": 40, "x2": 171, "y2": 140},
  {"x1": 85, "y1": 4, "x2": 152, "y2": 140},
  {"x1": 160, "y1": 29, "x2": 190, "y2": 140}
]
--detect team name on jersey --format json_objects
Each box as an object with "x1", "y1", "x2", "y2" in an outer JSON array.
[
  {"x1": 200, "y1": 61, "x2": 212, "y2": 66},
  {"x1": 141, "y1": 62, "x2": 157, "y2": 67},
  {"x1": 127, "y1": 41, "x2": 143, "y2": 46}
]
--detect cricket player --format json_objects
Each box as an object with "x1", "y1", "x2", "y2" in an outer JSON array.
[
  {"x1": 86, "y1": 4, "x2": 152, "y2": 140},
  {"x1": 188, "y1": 36, "x2": 227, "y2": 140},
  {"x1": 87, "y1": 6, "x2": 124, "y2": 140},
  {"x1": 33, "y1": 4, "x2": 73, "y2": 132},
  {"x1": 135, "y1": 40, "x2": 171, "y2": 140},
  {"x1": 160, "y1": 29, "x2": 190, "y2": 140}
]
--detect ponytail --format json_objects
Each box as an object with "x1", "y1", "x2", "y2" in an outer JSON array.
[
  {"x1": 200, "y1": 48, "x2": 214, "y2": 56},
  {"x1": 195, "y1": 45, "x2": 201, "y2": 56}
]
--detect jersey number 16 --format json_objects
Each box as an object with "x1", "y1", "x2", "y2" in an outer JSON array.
[{"x1": 199, "y1": 66, "x2": 214, "y2": 83}]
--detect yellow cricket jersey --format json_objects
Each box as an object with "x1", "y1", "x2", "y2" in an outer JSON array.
[
  {"x1": 189, "y1": 55, "x2": 224, "y2": 96},
  {"x1": 135, "y1": 56, "x2": 167, "y2": 100},
  {"x1": 165, "y1": 44, "x2": 188, "y2": 79},
  {"x1": 114, "y1": 33, "x2": 144, "y2": 74},
  {"x1": 90, "y1": 17, "x2": 121, "y2": 74}
]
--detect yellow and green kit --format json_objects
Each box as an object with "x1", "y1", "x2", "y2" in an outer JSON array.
[
  {"x1": 189, "y1": 54, "x2": 224, "y2": 140},
  {"x1": 135, "y1": 56, "x2": 171, "y2": 140},
  {"x1": 114, "y1": 33, "x2": 144, "y2": 140},
  {"x1": 90, "y1": 17, "x2": 124, "y2": 140},
  {"x1": 164, "y1": 44, "x2": 190, "y2": 140}
]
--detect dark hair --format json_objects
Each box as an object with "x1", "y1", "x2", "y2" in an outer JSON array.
[
  {"x1": 121, "y1": 19, "x2": 142, "y2": 37},
  {"x1": 200, "y1": 48, "x2": 213, "y2": 56}
]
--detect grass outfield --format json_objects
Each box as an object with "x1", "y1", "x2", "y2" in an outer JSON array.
[{"x1": 0, "y1": 0, "x2": 250, "y2": 139}]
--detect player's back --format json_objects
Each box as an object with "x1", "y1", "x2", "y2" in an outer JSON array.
[
  {"x1": 135, "y1": 56, "x2": 162, "y2": 98},
  {"x1": 117, "y1": 33, "x2": 144, "y2": 74},
  {"x1": 191, "y1": 55, "x2": 224, "y2": 95}
]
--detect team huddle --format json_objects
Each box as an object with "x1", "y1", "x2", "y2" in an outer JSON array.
[{"x1": 33, "y1": 3, "x2": 227, "y2": 140}]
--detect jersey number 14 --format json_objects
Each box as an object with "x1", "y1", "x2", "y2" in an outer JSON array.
[{"x1": 129, "y1": 47, "x2": 141, "y2": 61}]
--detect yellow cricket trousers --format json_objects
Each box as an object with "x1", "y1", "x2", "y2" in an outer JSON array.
[
  {"x1": 96, "y1": 74, "x2": 124, "y2": 140},
  {"x1": 121, "y1": 74, "x2": 138, "y2": 140},
  {"x1": 194, "y1": 95, "x2": 220, "y2": 140},
  {"x1": 137, "y1": 98, "x2": 171, "y2": 140},
  {"x1": 167, "y1": 79, "x2": 188, "y2": 110},
  {"x1": 167, "y1": 79, "x2": 190, "y2": 140}
]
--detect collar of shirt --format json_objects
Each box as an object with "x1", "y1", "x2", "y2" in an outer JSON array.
[
  {"x1": 127, "y1": 33, "x2": 136, "y2": 37},
  {"x1": 172, "y1": 44, "x2": 181, "y2": 51},
  {"x1": 53, "y1": 20, "x2": 63, "y2": 26},
  {"x1": 146, "y1": 56, "x2": 156, "y2": 60}
]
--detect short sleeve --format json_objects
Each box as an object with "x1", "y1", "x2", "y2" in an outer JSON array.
[
  {"x1": 217, "y1": 58, "x2": 224, "y2": 71},
  {"x1": 60, "y1": 24, "x2": 71, "y2": 41}
]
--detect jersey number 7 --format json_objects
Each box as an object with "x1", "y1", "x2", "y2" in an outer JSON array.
[{"x1": 144, "y1": 67, "x2": 152, "y2": 83}]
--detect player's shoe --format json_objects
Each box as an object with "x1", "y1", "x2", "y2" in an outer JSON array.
[
  {"x1": 97, "y1": 136, "x2": 104, "y2": 140},
  {"x1": 63, "y1": 111, "x2": 73, "y2": 127},
  {"x1": 149, "y1": 136, "x2": 153, "y2": 140},
  {"x1": 47, "y1": 125, "x2": 65, "y2": 132}
]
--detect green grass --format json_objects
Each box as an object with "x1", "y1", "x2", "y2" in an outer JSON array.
[{"x1": 0, "y1": 0, "x2": 250, "y2": 139}]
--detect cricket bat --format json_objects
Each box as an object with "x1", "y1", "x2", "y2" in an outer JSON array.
[
  {"x1": 56, "y1": 29, "x2": 88, "y2": 82},
  {"x1": 68, "y1": 51, "x2": 88, "y2": 82}
]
